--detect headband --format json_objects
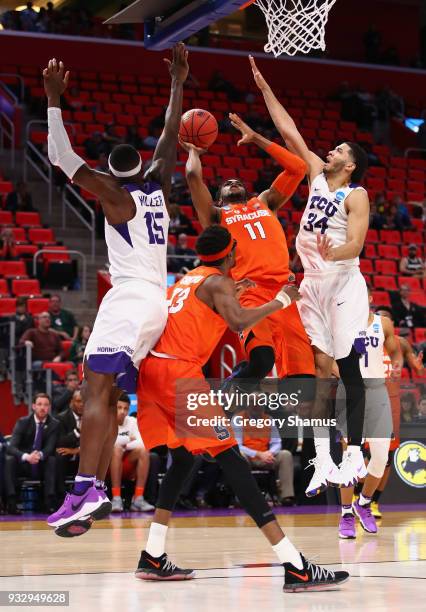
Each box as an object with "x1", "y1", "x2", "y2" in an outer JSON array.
[
  {"x1": 108, "y1": 154, "x2": 142, "y2": 178},
  {"x1": 198, "y1": 239, "x2": 235, "y2": 262}
]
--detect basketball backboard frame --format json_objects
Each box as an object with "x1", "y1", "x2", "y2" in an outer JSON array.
[{"x1": 104, "y1": 0, "x2": 252, "y2": 51}]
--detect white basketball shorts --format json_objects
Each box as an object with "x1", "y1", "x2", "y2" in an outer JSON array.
[
  {"x1": 297, "y1": 267, "x2": 369, "y2": 360},
  {"x1": 84, "y1": 279, "x2": 168, "y2": 392}
]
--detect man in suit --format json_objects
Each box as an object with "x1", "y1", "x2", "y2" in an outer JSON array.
[
  {"x1": 5, "y1": 393, "x2": 60, "y2": 514},
  {"x1": 55, "y1": 389, "x2": 83, "y2": 500}
]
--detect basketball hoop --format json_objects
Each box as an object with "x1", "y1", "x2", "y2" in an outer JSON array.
[{"x1": 253, "y1": 0, "x2": 337, "y2": 57}]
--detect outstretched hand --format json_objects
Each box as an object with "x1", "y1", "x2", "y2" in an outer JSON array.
[
  {"x1": 179, "y1": 138, "x2": 207, "y2": 155},
  {"x1": 249, "y1": 55, "x2": 269, "y2": 91},
  {"x1": 43, "y1": 58, "x2": 70, "y2": 99},
  {"x1": 229, "y1": 112, "x2": 256, "y2": 146},
  {"x1": 164, "y1": 42, "x2": 189, "y2": 83},
  {"x1": 317, "y1": 234, "x2": 335, "y2": 261}
]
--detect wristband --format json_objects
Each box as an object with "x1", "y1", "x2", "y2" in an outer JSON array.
[{"x1": 274, "y1": 290, "x2": 291, "y2": 309}]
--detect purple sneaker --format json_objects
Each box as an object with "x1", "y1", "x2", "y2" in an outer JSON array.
[
  {"x1": 339, "y1": 514, "x2": 356, "y2": 539},
  {"x1": 352, "y1": 499, "x2": 377, "y2": 534},
  {"x1": 47, "y1": 484, "x2": 112, "y2": 538}
]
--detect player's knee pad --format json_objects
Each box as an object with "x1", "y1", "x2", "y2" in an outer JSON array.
[
  {"x1": 386, "y1": 449, "x2": 395, "y2": 468},
  {"x1": 215, "y1": 446, "x2": 275, "y2": 528},
  {"x1": 367, "y1": 439, "x2": 390, "y2": 478},
  {"x1": 237, "y1": 345, "x2": 275, "y2": 382},
  {"x1": 157, "y1": 446, "x2": 195, "y2": 511},
  {"x1": 336, "y1": 347, "x2": 364, "y2": 386}
]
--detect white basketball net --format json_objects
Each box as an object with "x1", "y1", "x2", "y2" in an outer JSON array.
[{"x1": 254, "y1": 0, "x2": 337, "y2": 57}]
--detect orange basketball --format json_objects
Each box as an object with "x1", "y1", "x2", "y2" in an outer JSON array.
[{"x1": 179, "y1": 108, "x2": 218, "y2": 149}]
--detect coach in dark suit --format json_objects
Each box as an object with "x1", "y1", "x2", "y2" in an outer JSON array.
[
  {"x1": 5, "y1": 393, "x2": 59, "y2": 514},
  {"x1": 55, "y1": 389, "x2": 83, "y2": 500}
]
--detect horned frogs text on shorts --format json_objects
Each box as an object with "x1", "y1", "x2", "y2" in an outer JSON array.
[
  {"x1": 84, "y1": 181, "x2": 169, "y2": 392},
  {"x1": 295, "y1": 173, "x2": 369, "y2": 359},
  {"x1": 336, "y1": 314, "x2": 393, "y2": 439}
]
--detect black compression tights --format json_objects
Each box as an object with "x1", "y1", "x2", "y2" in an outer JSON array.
[{"x1": 336, "y1": 346, "x2": 366, "y2": 447}]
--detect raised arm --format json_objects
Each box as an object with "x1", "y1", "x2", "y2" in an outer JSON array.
[
  {"x1": 145, "y1": 43, "x2": 189, "y2": 202},
  {"x1": 249, "y1": 55, "x2": 324, "y2": 181},
  {"x1": 382, "y1": 316, "x2": 403, "y2": 378},
  {"x1": 44, "y1": 58, "x2": 126, "y2": 209},
  {"x1": 183, "y1": 142, "x2": 221, "y2": 228},
  {"x1": 208, "y1": 275, "x2": 299, "y2": 333},
  {"x1": 317, "y1": 189, "x2": 370, "y2": 262},
  {"x1": 229, "y1": 112, "x2": 306, "y2": 211}
]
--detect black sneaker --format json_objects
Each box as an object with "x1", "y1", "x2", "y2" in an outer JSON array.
[
  {"x1": 135, "y1": 550, "x2": 195, "y2": 581},
  {"x1": 283, "y1": 554, "x2": 349, "y2": 592}
]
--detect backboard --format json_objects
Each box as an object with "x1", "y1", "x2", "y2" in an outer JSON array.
[{"x1": 104, "y1": 0, "x2": 252, "y2": 50}]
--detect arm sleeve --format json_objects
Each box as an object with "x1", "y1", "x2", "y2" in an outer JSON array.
[
  {"x1": 232, "y1": 419, "x2": 257, "y2": 458},
  {"x1": 47, "y1": 108, "x2": 86, "y2": 180}
]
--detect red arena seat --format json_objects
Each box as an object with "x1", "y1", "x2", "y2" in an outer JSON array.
[
  {"x1": 0, "y1": 297, "x2": 16, "y2": 316},
  {"x1": 11, "y1": 279, "x2": 41, "y2": 297}
]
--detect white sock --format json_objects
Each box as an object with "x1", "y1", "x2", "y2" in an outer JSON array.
[
  {"x1": 359, "y1": 493, "x2": 371, "y2": 506},
  {"x1": 313, "y1": 428, "x2": 330, "y2": 458},
  {"x1": 145, "y1": 522, "x2": 168, "y2": 558},
  {"x1": 272, "y1": 536, "x2": 303, "y2": 569},
  {"x1": 347, "y1": 445, "x2": 362, "y2": 456},
  {"x1": 75, "y1": 474, "x2": 95, "y2": 482},
  {"x1": 342, "y1": 504, "x2": 353, "y2": 516}
]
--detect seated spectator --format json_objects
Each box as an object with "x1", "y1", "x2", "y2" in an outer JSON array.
[
  {"x1": 416, "y1": 396, "x2": 426, "y2": 422},
  {"x1": 13, "y1": 297, "x2": 34, "y2": 339},
  {"x1": 392, "y1": 195, "x2": 412, "y2": 229},
  {"x1": 142, "y1": 126, "x2": 161, "y2": 150},
  {"x1": 175, "y1": 233, "x2": 197, "y2": 272},
  {"x1": 4, "y1": 393, "x2": 59, "y2": 513},
  {"x1": 19, "y1": 312, "x2": 62, "y2": 367},
  {"x1": 5, "y1": 181, "x2": 35, "y2": 213},
  {"x1": 125, "y1": 125, "x2": 144, "y2": 149},
  {"x1": 233, "y1": 404, "x2": 295, "y2": 505},
  {"x1": 48, "y1": 294, "x2": 78, "y2": 340},
  {"x1": 20, "y1": 2, "x2": 38, "y2": 31},
  {"x1": 55, "y1": 389, "x2": 83, "y2": 500},
  {"x1": 400, "y1": 393, "x2": 419, "y2": 423},
  {"x1": 399, "y1": 244, "x2": 425, "y2": 277},
  {"x1": 391, "y1": 285, "x2": 425, "y2": 328},
  {"x1": 84, "y1": 132, "x2": 109, "y2": 160},
  {"x1": 52, "y1": 369, "x2": 80, "y2": 414},
  {"x1": 169, "y1": 204, "x2": 196, "y2": 237},
  {"x1": 69, "y1": 325, "x2": 92, "y2": 365},
  {"x1": 110, "y1": 394, "x2": 155, "y2": 512},
  {"x1": 0, "y1": 227, "x2": 15, "y2": 260}
]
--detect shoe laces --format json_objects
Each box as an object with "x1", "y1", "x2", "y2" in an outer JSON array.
[
  {"x1": 359, "y1": 502, "x2": 373, "y2": 517},
  {"x1": 305, "y1": 558, "x2": 335, "y2": 582},
  {"x1": 305, "y1": 457, "x2": 320, "y2": 471},
  {"x1": 341, "y1": 514, "x2": 354, "y2": 526}
]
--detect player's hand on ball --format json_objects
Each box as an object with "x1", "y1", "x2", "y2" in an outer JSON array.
[
  {"x1": 229, "y1": 113, "x2": 256, "y2": 146},
  {"x1": 317, "y1": 234, "x2": 334, "y2": 261},
  {"x1": 249, "y1": 55, "x2": 269, "y2": 91},
  {"x1": 43, "y1": 59, "x2": 70, "y2": 98},
  {"x1": 164, "y1": 42, "x2": 189, "y2": 83},
  {"x1": 178, "y1": 138, "x2": 207, "y2": 155}
]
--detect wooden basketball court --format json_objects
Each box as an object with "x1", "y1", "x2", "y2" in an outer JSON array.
[{"x1": 1, "y1": 507, "x2": 425, "y2": 611}]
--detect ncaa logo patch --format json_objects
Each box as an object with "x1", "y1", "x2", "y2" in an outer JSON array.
[
  {"x1": 373, "y1": 323, "x2": 380, "y2": 333},
  {"x1": 335, "y1": 191, "x2": 345, "y2": 202},
  {"x1": 394, "y1": 441, "x2": 426, "y2": 488}
]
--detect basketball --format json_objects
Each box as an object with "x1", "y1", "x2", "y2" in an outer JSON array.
[{"x1": 179, "y1": 108, "x2": 218, "y2": 149}]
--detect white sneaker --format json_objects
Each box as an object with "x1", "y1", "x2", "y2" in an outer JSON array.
[
  {"x1": 305, "y1": 455, "x2": 340, "y2": 497},
  {"x1": 337, "y1": 450, "x2": 368, "y2": 487},
  {"x1": 111, "y1": 496, "x2": 124, "y2": 513},
  {"x1": 130, "y1": 496, "x2": 155, "y2": 512}
]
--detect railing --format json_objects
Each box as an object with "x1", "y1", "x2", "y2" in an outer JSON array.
[
  {"x1": 32, "y1": 249, "x2": 88, "y2": 303},
  {"x1": 0, "y1": 73, "x2": 25, "y2": 103},
  {"x1": 0, "y1": 320, "x2": 16, "y2": 396},
  {"x1": 25, "y1": 342, "x2": 33, "y2": 411},
  {"x1": 62, "y1": 185, "x2": 96, "y2": 261},
  {"x1": 0, "y1": 82, "x2": 17, "y2": 169},
  {"x1": 404, "y1": 147, "x2": 426, "y2": 158},
  {"x1": 220, "y1": 343, "x2": 237, "y2": 379}
]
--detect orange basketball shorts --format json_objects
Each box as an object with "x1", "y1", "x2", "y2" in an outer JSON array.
[
  {"x1": 239, "y1": 286, "x2": 315, "y2": 378},
  {"x1": 137, "y1": 355, "x2": 237, "y2": 457}
]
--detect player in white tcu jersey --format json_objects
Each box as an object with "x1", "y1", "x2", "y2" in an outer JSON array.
[
  {"x1": 249, "y1": 56, "x2": 371, "y2": 493},
  {"x1": 335, "y1": 289, "x2": 402, "y2": 538},
  {"x1": 43, "y1": 44, "x2": 189, "y2": 536}
]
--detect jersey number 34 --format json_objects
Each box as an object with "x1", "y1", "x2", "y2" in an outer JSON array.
[{"x1": 303, "y1": 212, "x2": 328, "y2": 234}]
